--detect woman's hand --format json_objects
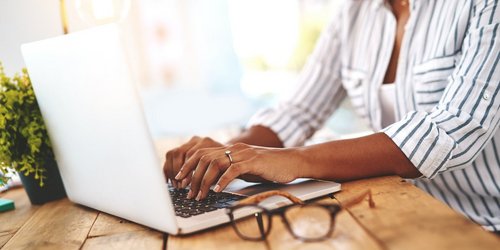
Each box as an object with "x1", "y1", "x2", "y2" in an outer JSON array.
[
  {"x1": 163, "y1": 136, "x2": 223, "y2": 189},
  {"x1": 174, "y1": 143, "x2": 303, "y2": 200}
]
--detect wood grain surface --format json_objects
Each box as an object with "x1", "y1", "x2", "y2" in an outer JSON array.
[
  {"x1": 1, "y1": 199, "x2": 98, "y2": 250},
  {"x1": 1, "y1": 176, "x2": 498, "y2": 250},
  {"x1": 0, "y1": 188, "x2": 40, "y2": 248},
  {"x1": 334, "y1": 176, "x2": 500, "y2": 250}
]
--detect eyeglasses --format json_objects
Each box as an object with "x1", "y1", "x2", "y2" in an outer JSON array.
[{"x1": 226, "y1": 189, "x2": 375, "y2": 242}]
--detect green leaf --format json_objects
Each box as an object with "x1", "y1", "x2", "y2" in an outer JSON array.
[{"x1": 0, "y1": 61, "x2": 53, "y2": 187}]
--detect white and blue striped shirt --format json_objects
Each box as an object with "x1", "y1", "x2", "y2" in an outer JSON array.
[{"x1": 248, "y1": 0, "x2": 500, "y2": 231}]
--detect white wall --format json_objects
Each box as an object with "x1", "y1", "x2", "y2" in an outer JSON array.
[
  {"x1": 0, "y1": 0, "x2": 148, "y2": 84},
  {"x1": 0, "y1": 0, "x2": 62, "y2": 75}
]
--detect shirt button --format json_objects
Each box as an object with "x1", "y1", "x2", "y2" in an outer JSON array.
[{"x1": 483, "y1": 93, "x2": 489, "y2": 100}]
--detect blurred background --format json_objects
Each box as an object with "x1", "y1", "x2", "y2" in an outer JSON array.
[{"x1": 0, "y1": 0, "x2": 369, "y2": 142}]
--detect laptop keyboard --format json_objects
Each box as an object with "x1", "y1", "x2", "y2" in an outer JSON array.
[{"x1": 168, "y1": 187, "x2": 244, "y2": 218}]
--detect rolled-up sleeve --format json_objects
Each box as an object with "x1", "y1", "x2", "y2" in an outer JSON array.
[
  {"x1": 247, "y1": 13, "x2": 346, "y2": 147},
  {"x1": 384, "y1": 1, "x2": 500, "y2": 179}
]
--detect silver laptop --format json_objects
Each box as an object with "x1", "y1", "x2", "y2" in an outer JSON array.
[{"x1": 21, "y1": 24, "x2": 340, "y2": 235}]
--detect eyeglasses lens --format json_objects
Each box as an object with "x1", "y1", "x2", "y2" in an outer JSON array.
[
  {"x1": 232, "y1": 206, "x2": 270, "y2": 240},
  {"x1": 284, "y1": 205, "x2": 332, "y2": 239}
]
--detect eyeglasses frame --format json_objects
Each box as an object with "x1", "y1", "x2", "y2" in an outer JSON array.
[
  {"x1": 225, "y1": 189, "x2": 374, "y2": 242},
  {"x1": 226, "y1": 202, "x2": 342, "y2": 241}
]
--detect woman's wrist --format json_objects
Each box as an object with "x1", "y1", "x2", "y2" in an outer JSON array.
[{"x1": 285, "y1": 147, "x2": 313, "y2": 180}]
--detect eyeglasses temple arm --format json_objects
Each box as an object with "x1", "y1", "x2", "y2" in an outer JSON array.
[{"x1": 340, "y1": 190, "x2": 375, "y2": 208}]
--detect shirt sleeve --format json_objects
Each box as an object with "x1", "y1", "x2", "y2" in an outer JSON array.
[
  {"x1": 383, "y1": 1, "x2": 500, "y2": 179},
  {"x1": 247, "y1": 12, "x2": 346, "y2": 147}
]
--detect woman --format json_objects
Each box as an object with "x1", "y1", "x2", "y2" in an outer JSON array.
[{"x1": 164, "y1": 0, "x2": 500, "y2": 232}]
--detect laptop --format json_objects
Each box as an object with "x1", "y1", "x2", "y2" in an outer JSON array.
[{"x1": 20, "y1": 24, "x2": 341, "y2": 235}]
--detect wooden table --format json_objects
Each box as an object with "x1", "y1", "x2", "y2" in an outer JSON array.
[{"x1": 0, "y1": 176, "x2": 498, "y2": 250}]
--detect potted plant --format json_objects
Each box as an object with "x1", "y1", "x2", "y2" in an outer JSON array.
[{"x1": 0, "y1": 63, "x2": 66, "y2": 204}]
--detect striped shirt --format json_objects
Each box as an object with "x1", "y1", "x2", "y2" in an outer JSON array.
[{"x1": 248, "y1": 0, "x2": 500, "y2": 231}]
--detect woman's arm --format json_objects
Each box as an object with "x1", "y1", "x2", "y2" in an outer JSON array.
[
  {"x1": 298, "y1": 132, "x2": 421, "y2": 181},
  {"x1": 227, "y1": 125, "x2": 284, "y2": 148},
  {"x1": 175, "y1": 132, "x2": 421, "y2": 200}
]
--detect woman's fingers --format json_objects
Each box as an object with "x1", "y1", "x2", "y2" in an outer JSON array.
[
  {"x1": 176, "y1": 148, "x2": 216, "y2": 180},
  {"x1": 176, "y1": 140, "x2": 223, "y2": 180},
  {"x1": 186, "y1": 153, "x2": 218, "y2": 198},
  {"x1": 173, "y1": 143, "x2": 298, "y2": 200},
  {"x1": 214, "y1": 162, "x2": 248, "y2": 192},
  {"x1": 187, "y1": 148, "x2": 236, "y2": 199},
  {"x1": 180, "y1": 173, "x2": 192, "y2": 189},
  {"x1": 190, "y1": 148, "x2": 254, "y2": 199},
  {"x1": 163, "y1": 151, "x2": 174, "y2": 185},
  {"x1": 163, "y1": 136, "x2": 224, "y2": 188},
  {"x1": 165, "y1": 138, "x2": 198, "y2": 188},
  {"x1": 195, "y1": 157, "x2": 228, "y2": 200},
  {"x1": 163, "y1": 137, "x2": 197, "y2": 184},
  {"x1": 171, "y1": 149, "x2": 186, "y2": 188}
]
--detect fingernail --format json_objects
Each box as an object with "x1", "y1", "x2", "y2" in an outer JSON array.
[
  {"x1": 181, "y1": 179, "x2": 188, "y2": 189},
  {"x1": 195, "y1": 191, "x2": 202, "y2": 201},
  {"x1": 187, "y1": 190, "x2": 192, "y2": 199},
  {"x1": 175, "y1": 171, "x2": 182, "y2": 180},
  {"x1": 213, "y1": 185, "x2": 221, "y2": 192}
]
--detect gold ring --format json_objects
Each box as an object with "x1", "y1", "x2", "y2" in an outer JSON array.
[{"x1": 225, "y1": 150, "x2": 233, "y2": 165}]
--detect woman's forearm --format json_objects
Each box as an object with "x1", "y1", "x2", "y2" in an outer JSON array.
[
  {"x1": 174, "y1": 131, "x2": 422, "y2": 199},
  {"x1": 228, "y1": 126, "x2": 420, "y2": 181},
  {"x1": 227, "y1": 125, "x2": 284, "y2": 148},
  {"x1": 297, "y1": 132, "x2": 421, "y2": 181}
]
